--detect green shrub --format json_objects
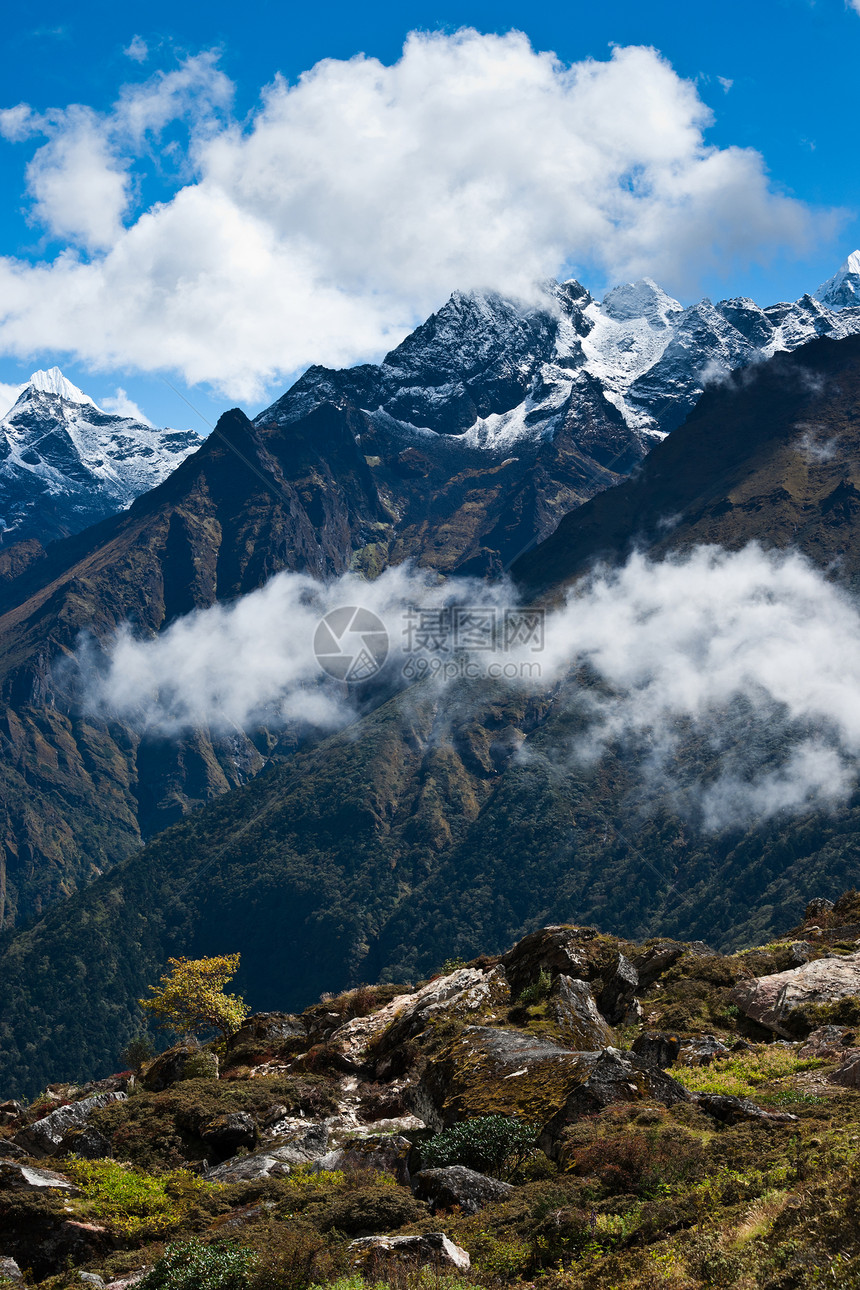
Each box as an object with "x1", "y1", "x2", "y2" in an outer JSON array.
[
  {"x1": 671, "y1": 1047, "x2": 824, "y2": 1098},
  {"x1": 301, "y1": 1181, "x2": 426, "y2": 1234},
  {"x1": 249, "y1": 1222, "x2": 325, "y2": 1290},
  {"x1": 784, "y1": 995, "x2": 860, "y2": 1036},
  {"x1": 517, "y1": 969, "x2": 552, "y2": 1006},
  {"x1": 569, "y1": 1128, "x2": 705, "y2": 1197},
  {"x1": 138, "y1": 1238, "x2": 257, "y2": 1290},
  {"x1": 420, "y1": 1115, "x2": 537, "y2": 1180},
  {"x1": 181, "y1": 1051, "x2": 220, "y2": 1080},
  {"x1": 63, "y1": 1158, "x2": 213, "y2": 1238},
  {"x1": 122, "y1": 1035, "x2": 156, "y2": 1074}
]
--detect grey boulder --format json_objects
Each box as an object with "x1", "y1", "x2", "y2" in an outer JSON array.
[
  {"x1": 0, "y1": 1160, "x2": 80, "y2": 1193},
  {"x1": 695, "y1": 1094, "x2": 798, "y2": 1125},
  {"x1": 199, "y1": 1112, "x2": 257, "y2": 1162},
  {"x1": 14, "y1": 1092, "x2": 126, "y2": 1158},
  {"x1": 313, "y1": 1133, "x2": 412, "y2": 1184},
  {"x1": 829, "y1": 1052, "x2": 860, "y2": 1089},
  {"x1": 206, "y1": 1123, "x2": 329, "y2": 1181},
  {"x1": 349, "y1": 1232, "x2": 470, "y2": 1272},
  {"x1": 549, "y1": 977, "x2": 613, "y2": 1050},
  {"x1": 539, "y1": 1048, "x2": 691, "y2": 1158},
  {"x1": 56, "y1": 1126, "x2": 113, "y2": 1160},
  {"x1": 731, "y1": 951, "x2": 860, "y2": 1038},
  {"x1": 413, "y1": 1165, "x2": 514, "y2": 1214},
  {"x1": 631, "y1": 1032, "x2": 682, "y2": 1069}
]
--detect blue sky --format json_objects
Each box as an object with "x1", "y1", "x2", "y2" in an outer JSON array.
[{"x1": 1, "y1": 0, "x2": 859, "y2": 430}]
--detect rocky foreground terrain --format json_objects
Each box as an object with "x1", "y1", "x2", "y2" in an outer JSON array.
[{"x1": 5, "y1": 896, "x2": 860, "y2": 1288}]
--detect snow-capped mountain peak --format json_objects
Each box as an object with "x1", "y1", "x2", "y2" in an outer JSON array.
[
  {"x1": 600, "y1": 278, "x2": 684, "y2": 329},
  {"x1": 814, "y1": 251, "x2": 860, "y2": 310},
  {"x1": 25, "y1": 367, "x2": 97, "y2": 408},
  {"x1": 0, "y1": 370, "x2": 202, "y2": 546}
]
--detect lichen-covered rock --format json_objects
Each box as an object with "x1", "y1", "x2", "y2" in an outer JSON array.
[
  {"x1": 679, "y1": 1035, "x2": 731, "y2": 1066},
  {"x1": 539, "y1": 1048, "x2": 691, "y2": 1157},
  {"x1": 695, "y1": 1094, "x2": 798, "y2": 1125},
  {"x1": 412, "y1": 1165, "x2": 514, "y2": 1214},
  {"x1": 199, "y1": 1112, "x2": 257, "y2": 1162},
  {"x1": 0, "y1": 1215, "x2": 110, "y2": 1281},
  {"x1": 806, "y1": 898, "x2": 836, "y2": 920},
  {"x1": 0, "y1": 1256, "x2": 24, "y2": 1284},
  {"x1": 331, "y1": 967, "x2": 509, "y2": 1069},
  {"x1": 13, "y1": 1093, "x2": 127, "y2": 1158},
  {"x1": 103, "y1": 1272, "x2": 148, "y2": 1290},
  {"x1": 349, "y1": 1232, "x2": 470, "y2": 1272},
  {"x1": 313, "y1": 1133, "x2": 412, "y2": 1184},
  {"x1": 55, "y1": 1125, "x2": 113, "y2": 1160},
  {"x1": 0, "y1": 1142, "x2": 30, "y2": 1161},
  {"x1": 828, "y1": 1052, "x2": 860, "y2": 1088},
  {"x1": 632, "y1": 940, "x2": 711, "y2": 989},
  {"x1": 225, "y1": 1013, "x2": 307, "y2": 1065},
  {"x1": 633, "y1": 942, "x2": 687, "y2": 988},
  {"x1": 0, "y1": 1161, "x2": 80, "y2": 1192},
  {"x1": 548, "y1": 977, "x2": 614, "y2": 1050},
  {"x1": 799, "y1": 1025, "x2": 857, "y2": 1058},
  {"x1": 631, "y1": 1032, "x2": 682, "y2": 1069},
  {"x1": 205, "y1": 1150, "x2": 290, "y2": 1183},
  {"x1": 596, "y1": 953, "x2": 639, "y2": 1024},
  {"x1": 502, "y1": 926, "x2": 596, "y2": 998},
  {"x1": 140, "y1": 1044, "x2": 218, "y2": 1091},
  {"x1": 413, "y1": 1026, "x2": 595, "y2": 1130},
  {"x1": 731, "y1": 952, "x2": 860, "y2": 1037},
  {"x1": 206, "y1": 1123, "x2": 330, "y2": 1181},
  {"x1": 0, "y1": 1102, "x2": 25, "y2": 1127}
]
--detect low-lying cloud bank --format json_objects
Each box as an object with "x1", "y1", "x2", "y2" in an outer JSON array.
[{"x1": 77, "y1": 544, "x2": 860, "y2": 831}]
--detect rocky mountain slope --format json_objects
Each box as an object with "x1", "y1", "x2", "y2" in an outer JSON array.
[
  {"x1": 3, "y1": 259, "x2": 860, "y2": 931},
  {"x1": 0, "y1": 370, "x2": 201, "y2": 548},
  {"x1": 4, "y1": 898, "x2": 860, "y2": 1289}
]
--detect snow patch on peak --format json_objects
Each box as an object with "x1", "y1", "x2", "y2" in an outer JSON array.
[
  {"x1": 26, "y1": 367, "x2": 98, "y2": 408},
  {"x1": 813, "y1": 252, "x2": 860, "y2": 310},
  {"x1": 600, "y1": 278, "x2": 684, "y2": 329}
]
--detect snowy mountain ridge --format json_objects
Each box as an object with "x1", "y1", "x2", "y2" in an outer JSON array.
[
  {"x1": 4, "y1": 254, "x2": 860, "y2": 550},
  {"x1": 0, "y1": 372, "x2": 201, "y2": 546},
  {"x1": 259, "y1": 253, "x2": 860, "y2": 467}
]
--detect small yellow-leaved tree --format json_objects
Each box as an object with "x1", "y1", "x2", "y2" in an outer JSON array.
[{"x1": 140, "y1": 954, "x2": 249, "y2": 1043}]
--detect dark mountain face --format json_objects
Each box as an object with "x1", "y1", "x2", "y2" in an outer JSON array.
[
  {"x1": 5, "y1": 336, "x2": 860, "y2": 1096},
  {"x1": 512, "y1": 334, "x2": 860, "y2": 598}
]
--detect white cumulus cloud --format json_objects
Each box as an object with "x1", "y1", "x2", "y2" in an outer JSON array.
[
  {"x1": 124, "y1": 36, "x2": 149, "y2": 64},
  {"x1": 24, "y1": 107, "x2": 131, "y2": 251},
  {"x1": 99, "y1": 387, "x2": 152, "y2": 422},
  {"x1": 0, "y1": 380, "x2": 25, "y2": 419},
  {"x1": 0, "y1": 34, "x2": 826, "y2": 399}
]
